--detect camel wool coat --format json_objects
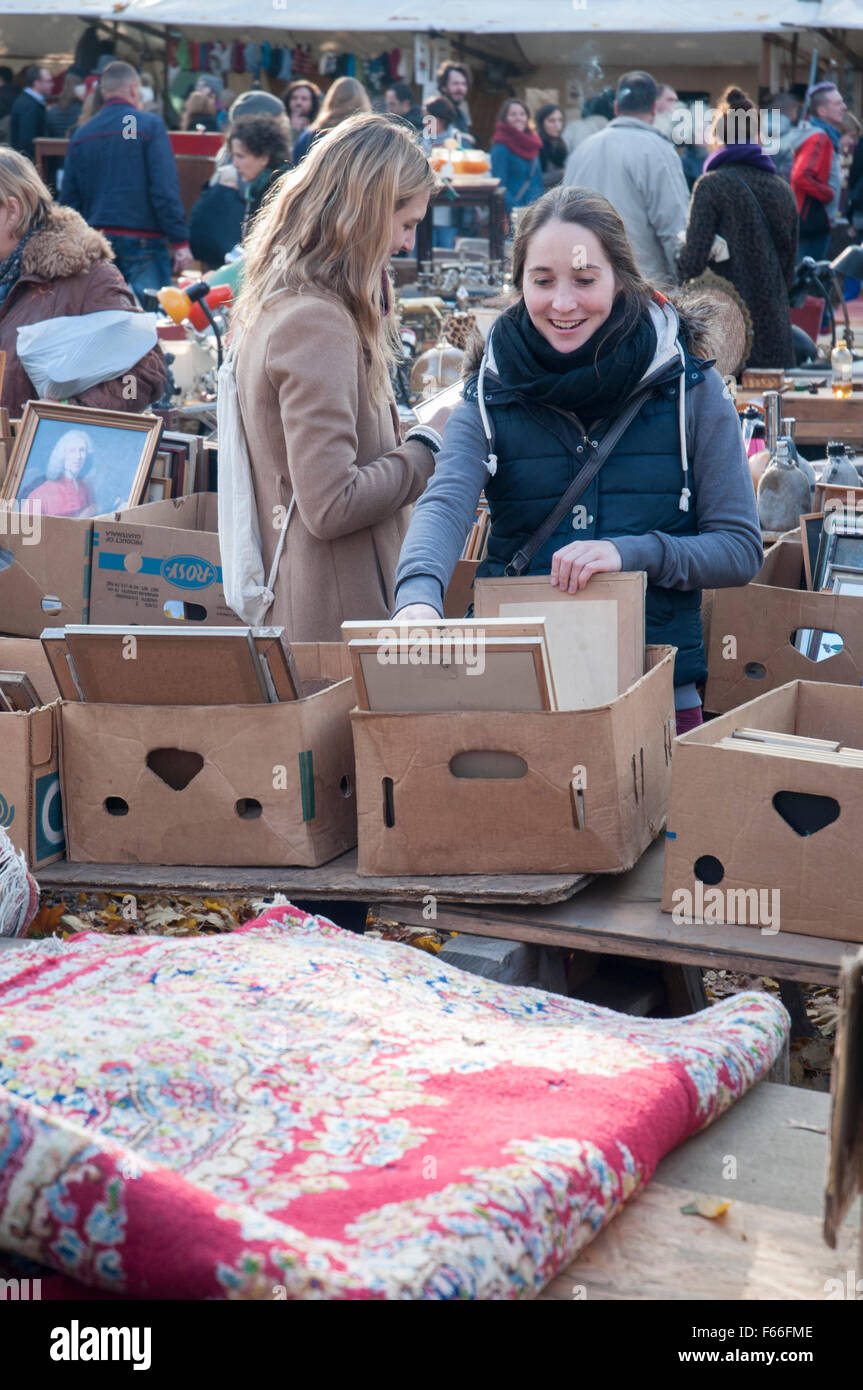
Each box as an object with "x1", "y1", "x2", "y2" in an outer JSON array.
[{"x1": 234, "y1": 287, "x2": 436, "y2": 642}]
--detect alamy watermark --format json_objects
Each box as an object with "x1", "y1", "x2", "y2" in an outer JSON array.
[
  {"x1": 375, "y1": 626, "x2": 487, "y2": 675},
  {"x1": 670, "y1": 883, "x2": 780, "y2": 935}
]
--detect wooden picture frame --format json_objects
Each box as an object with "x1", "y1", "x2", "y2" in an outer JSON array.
[
  {"x1": 0, "y1": 401, "x2": 163, "y2": 519},
  {"x1": 347, "y1": 631, "x2": 555, "y2": 713},
  {"x1": 146, "y1": 476, "x2": 174, "y2": 503},
  {"x1": 799, "y1": 512, "x2": 825, "y2": 591},
  {"x1": 474, "y1": 571, "x2": 646, "y2": 709},
  {"x1": 0, "y1": 670, "x2": 41, "y2": 712},
  {"x1": 40, "y1": 625, "x2": 300, "y2": 706}
]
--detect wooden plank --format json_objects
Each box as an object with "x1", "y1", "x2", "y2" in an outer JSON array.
[
  {"x1": 36, "y1": 850, "x2": 592, "y2": 906},
  {"x1": 537, "y1": 1181, "x2": 858, "y2": 1300},
  {"x1": 372, "y1": 839, "x2": 852, "y2": 984},
  {"x1": 824, "y1": 947, "x2": 863, "y2": 1248}
]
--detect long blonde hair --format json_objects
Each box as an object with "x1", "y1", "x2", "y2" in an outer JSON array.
[
  {"x1": 311, "y1": 76, "x2": 371, "y2": 133},
  {"x1": 0, "y1": 148, "x2": 51, "y2": 238},
  {"x1": 234, "y1": 113, "x2": 435, "y2": 401}
]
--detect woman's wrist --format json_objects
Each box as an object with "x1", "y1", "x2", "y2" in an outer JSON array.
[{"x1": 404, "y1": 424, "x2": 442, "y2": 454}]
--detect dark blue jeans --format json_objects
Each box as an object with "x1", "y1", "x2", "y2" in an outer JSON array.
[{"x1": 108, "y1": 235, "x2": 172, "y2": 311}]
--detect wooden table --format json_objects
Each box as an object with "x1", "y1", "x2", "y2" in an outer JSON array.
[
  {"x1": 36, "y1": 851, "x2": 591, "y2": 907},
  {"x1": 370, "y1": 837, "x2": 856, "y2": 987},
  {"x1": 738, "y1": 385, "x2": 863, "y2": 447},
  {"x1": 416, "y1": 181, "x2": 507, "y2": 264}
]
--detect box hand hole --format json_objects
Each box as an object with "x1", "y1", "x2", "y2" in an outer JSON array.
[
  {"x1": 339, "y1": 775, "x2": 353, "y2": 798},
  {"x1": 145, "y1": 748, "x2": 204, "y2": 791},
  {"x1": 382, "y1": 776, "x2": 395, "y2": 828},
  {"x1": 744, "y1": 662, "x2": 767, "y2": 680},
  {"x1": 104, "y1": 796, "x2": 129, "y2": 816},
  {"x1": 790, "y1": 630, "x2": 844, "y2": 663},
  {"x1": 694, "y1": 854, "x2": 724, "y2": 885},
  {"x1": 235, "y1": 797, "x2": 262, "y2": 820},
  {"x1": 0, "y1": 547, "x2": 13, "y2": 573},
  {"x1": 448, "y1": 751, "x2": 528, "y2": 779},
  {"x1": 772, "y1": 790, "x2": 840, "y2": 836}
]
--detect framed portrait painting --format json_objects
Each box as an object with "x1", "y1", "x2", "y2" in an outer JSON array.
[{"x1": 0, "y1": 402, "x2": 163, "y2": 520}]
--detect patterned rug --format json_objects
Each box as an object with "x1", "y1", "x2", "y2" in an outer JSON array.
[{"x1": 0, "y1": 907, "x2": 789, "y2": 1300}]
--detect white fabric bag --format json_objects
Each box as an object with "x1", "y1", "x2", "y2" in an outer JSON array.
[
  {"x1": 216, "y1": 316, "x2": 292, "y2": 626},
  {"x1": 16, "y1": 310, "x2": 157, "y2": 398}
]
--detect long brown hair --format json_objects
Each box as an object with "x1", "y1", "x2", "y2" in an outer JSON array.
[
  {"x1": 496, "y1": 97, "x2": 536, "y2": 133},
  {"x1": 234, "y1": 113, "x2": 435, "y2": 401},
  {"x1": 310, "y1": 77, "x2": 371, "y2": 134},
  {"x1": 511, "y1": 184, "x2": 654, "y2": 354}
]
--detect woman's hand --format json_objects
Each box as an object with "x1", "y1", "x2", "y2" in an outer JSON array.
[
  {"x1": 391, "y1": 603, "x2": 442, "y2": 623},
  {"x1": 550, "y1": 539, "x2": 622, "y2": 593},
  {"x1": 424, "y1": 405, "x2": 453, "y2": 436}
]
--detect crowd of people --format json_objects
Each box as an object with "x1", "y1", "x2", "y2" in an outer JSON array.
[{"x1": 1, "y1": 44, "x2": 862, "y2": 734}]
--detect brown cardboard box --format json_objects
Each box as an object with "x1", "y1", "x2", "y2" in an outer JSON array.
[
  {"x1": 0, "y1": 703, "x2": 64, "y2": 869},
  {"x1": 90, "y1": 494, "x2": 241, "y2": 626},
  {"x1": 0, "y1": 635, "x2": 61, "y2": 705},
  {"x1": 353, "y1": 645, "x2": 675, "y2": 877},
  {"x1": 0, "y1": 513, "x2": 93, "y2": 637},
  {"x1": 704, "y1": 539, "x2": 863, "y2": 714},
  {"x1": 661, "y1": 679, "x2": 863, "y2": 942},
  {"x1": 58, "y1": 644, "x2": 356, "y2": 867}
]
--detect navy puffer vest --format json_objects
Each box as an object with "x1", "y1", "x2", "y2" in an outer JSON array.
[{"x1": 465, "y1": 347, "x2": 708, "y2": 686}]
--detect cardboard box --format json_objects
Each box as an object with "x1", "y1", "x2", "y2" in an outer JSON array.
[
  {"x1": 0, "y1": 635, "x2": 61, "y2": 705},
  {"x1": 58, "y1": 644, "x2": 356, "y2": 867},
  {"x1": 90, "y1": 494, "x2": 240, "y2": 627},
  {"x1": 0, "y1": 702, "x2": 65, "y2": 869},
  {"x1": 353, "y1": 645, "x2": 675, "y2": 877},
  {"x1": 0, "y1": 513, "x2": 92, "y2": 637},
  {"x1": 443, "y1": 559, "x2": 479, "y2": 619},
  {"x1": 704, "y1": 539, "x2": 863, "y2": 714},
  {"x1": 661, "y1": 679, "x2": 863, "y2": 942}
]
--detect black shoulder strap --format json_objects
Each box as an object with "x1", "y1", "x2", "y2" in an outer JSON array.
[{"x1": 504, "y1": 387, "x2": 653, "y2": 577}]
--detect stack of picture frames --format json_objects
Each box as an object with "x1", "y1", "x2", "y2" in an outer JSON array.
[
  {"x1": 0, "y1": 400, "x2": 164, "y2": 520},
  {"x1": 40, "y1": 627, "x2": 301, "y2": 705},
  {"x1": 342, "y1": 617, "x2": 557, "y2": 713},
  {"x1": 341, "y1": 573, "x2": 647, "y2": 714},
  {"x1": 799, "y1": 506, "x2": 863, "y2": 597},
  {"x1": 147, "y1": 430, "x2": 204, "y2": 502}
]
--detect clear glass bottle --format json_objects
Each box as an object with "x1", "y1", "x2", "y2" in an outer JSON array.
[
  {"x1": 824, "y1": 439, "x2": 859, "y2": 486},
  {"x1": 831, "y1": 339, "x2": 853, "y2": 399}
]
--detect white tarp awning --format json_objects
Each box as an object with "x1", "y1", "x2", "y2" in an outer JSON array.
[{"x1": 1, "y1": 0, "x2": 861, "y2": 35}]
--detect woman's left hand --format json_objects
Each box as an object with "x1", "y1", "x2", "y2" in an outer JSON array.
[{"x1": 550, "y1": 539, "x2": 622, "y2": 593}]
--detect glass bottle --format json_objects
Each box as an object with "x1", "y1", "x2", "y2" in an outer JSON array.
[
  {"x1": 831, "y1": 339, "x2": 853, "y2": 399},
  {"x1": 757, "y1": 437, "x2": 813, "y2": 533},
  {"x1": 824, "y1": 439, "x2": 859, "y2": 486}
]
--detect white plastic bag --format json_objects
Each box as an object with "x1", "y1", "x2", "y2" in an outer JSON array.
[
  {"x1": 16, "y1": 309, "x2": 157, "y2": 399},
  {"x1": 216, "y1": 345, "x2": 291, "y2": 626}
]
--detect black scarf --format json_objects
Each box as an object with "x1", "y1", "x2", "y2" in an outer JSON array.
[{"x1": 491, "y1": 298, "x2": 657, "y2": 429}]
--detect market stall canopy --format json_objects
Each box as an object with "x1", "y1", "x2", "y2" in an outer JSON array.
[{"x1": 1, "y1": 0, "x2": 859, "y2": 33}]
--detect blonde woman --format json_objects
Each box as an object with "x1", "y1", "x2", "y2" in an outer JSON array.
[
  {"x1": 0, "y1": 148, "x2": 165, "y2": 415},
  {"x1": 291, "y1": 77, "x2": 371, "y2": 163},
  {"x1": 232, "y1": 113, "x2": 450, "y2": 641}
]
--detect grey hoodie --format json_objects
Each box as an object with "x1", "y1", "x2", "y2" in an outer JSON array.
[{"x1": 394, "y1": 299, "x2": 763, "y2": 701}]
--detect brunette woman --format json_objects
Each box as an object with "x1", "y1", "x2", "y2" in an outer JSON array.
[
  {"x1": 490, "y1": 99, "x2": 544, "y2": 217},
  {"x1": 393, "y1": 185, "x2": 763, "y2": 733},
  {"x1": 536, "y1": 103, "x2": 568, "y2": 188},
  {"x1": 291, "y1": 77, "x2": 371, "y2": 164},
  {"x1": 228, "y1": 115, "x2": 292, "y2": 233},
  {"x1": 678, "y1": 86, "x2": 798, "y2": 369},
  {"x1": 232, "y1": 114, "x2": 449, "y2": 641}
]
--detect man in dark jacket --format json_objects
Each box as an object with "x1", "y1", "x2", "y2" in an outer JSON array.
[
  {"x1": 385, "y1": 83, "x2": 423, "y2": 131},
  {"x1": 10, "y1": 66, "x2": 52, "y2": 161},
  {"x1": 62, "y1": 60, "x2": 192, "y2": 309},
  {"x1": 436, "y1": 62, "x2": 472, "y2": 136}
]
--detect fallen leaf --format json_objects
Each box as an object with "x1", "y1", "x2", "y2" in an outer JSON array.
[{"x1": 680, "y1": 1198, "x2": 732, "y2": 1220}]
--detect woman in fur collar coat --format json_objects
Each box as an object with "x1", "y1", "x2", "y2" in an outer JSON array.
[{"x1": 0, "y1": 149, "x2": 166, "y2": 416}]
